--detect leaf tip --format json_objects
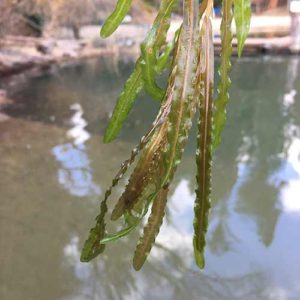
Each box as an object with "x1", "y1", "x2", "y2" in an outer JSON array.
[
  {"x1": 132, "y1": 259, "x2": 144, "y2": 271},
  {"x1": 237, "y1": 44, "x2": 244, "y2": 58},
  {"x1": 100, "y1": 32, "x2": 108, "y2": 39},
  {"x1": 100, "y1": 25, "x2": 110, "y2": 38},
  {"x1": 133, "y1": 251, "x2": 148, "y2": 271},
  {"x1": 80, "y1": 254, "x2": 88, "y2": 263},
  {"x1": 103, "y1": 131, "x2": 114, "y2": 143},
  {"x1": 194, "y1": 248, "x2": 205, "y2": 269},
  {"x1": 193, "y1": 238, "x2": 206, "y2": 269}
]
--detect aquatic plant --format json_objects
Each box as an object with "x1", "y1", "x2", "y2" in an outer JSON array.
[{"x1": 81, "y1": 0, "x2": 251, "y2": 270}]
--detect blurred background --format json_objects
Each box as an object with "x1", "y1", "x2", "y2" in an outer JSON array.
[{"x1": 1, "y1": 1, "x2": 300, "y2": 300}]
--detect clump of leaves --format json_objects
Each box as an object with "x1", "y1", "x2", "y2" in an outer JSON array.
[{"x1": 81, "y1": 0, "x2": 251, "y2": 270}]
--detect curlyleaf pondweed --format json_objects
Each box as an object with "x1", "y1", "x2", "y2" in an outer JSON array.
[{"x1": 82, "y1": 0, "x2": 251, "y2": 270}]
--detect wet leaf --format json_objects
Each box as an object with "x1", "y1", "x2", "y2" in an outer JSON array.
[
  {"x1": 234, "y1": 0, "x2": 251, "y2": 57},
  {"x1": 81, "y1": 116, "x2": 165, "y2": 261},
  {"x1": 193, "y1": 12, "x2": 214, "y2": 269},
  {"x1": 160, "y1": 0, "x2": 199, "y2": 188},
  {"x1": 155, "y1": 27, "x2": 181, "y2": 73},
  {"x1": 111, "y1": 125, "x2": 167, "y2": 221},
  {"x1": 100, "y1": 0, "x2": 133, "y2": 38},
  {"x1": 82, "y1": 0, "x2": 251, "y2": 270},
  {"x1": 213, "y1": 0, "x2": 233, "y2": 150},
  {"x1": 104, "y1": 58, "x2": 144, "y2": 143},
  {"x1": 141, "y1": 0, "x2": 178, "y2": 100},
  {"x1": 103, "y1": 1, "x2": 178, "y2": 143},
  {"x1": 133, "y1": 187, "x2": 169, "y2": 270},
  {"x1": 80, "y1": 199, "x2": 107, "y2": 262}
]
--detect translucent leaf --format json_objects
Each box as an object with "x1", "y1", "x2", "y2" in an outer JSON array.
[
  {"x1": 155, "y1": 27, "x2": 181, "y2": 74},
  {"x1": 104, "y1": 58, "x2": 143, "y2": 143},
  {"x1": 193, "y1": 13, "x2": 214, "y2": 269},
  {"x1": 234, "y1": 0, "x2": 251, "y2": 57},
  {"x1": 103, "y1": 1, "x2": 178, "y2": 143},
  {"x1": 100, "y1": 199, "x2": 152, "y2": 244},
  {"x1": 111, "y1": 125, "x2": 167, "y2": 221},
  {"x1": 140, "y1": 0, "x2": 178, "y2": 100},
  {"x1": 160, "y1": 0, "x2": 199, "y2": 188},
  {"x1": 81, "y1": 116, "x2": 165, "y2": 261},
  {"x1": 100, "y1": 0, "x2": 133, "y2": 38},
  {"x1": 133, "y1": 187, "x2": 169, "y2": 270},
  {"x1": 213, "y1": 0, "x2": 233, "y2": 150}
]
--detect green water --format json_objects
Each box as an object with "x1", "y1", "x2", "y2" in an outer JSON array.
[{"x1": 1, "y1": 56, "x2": 300, "y2": 300}]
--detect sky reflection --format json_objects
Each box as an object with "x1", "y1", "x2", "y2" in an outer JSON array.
[{"x1": 1, "y1": 56, "x2": 300, "y2": 300}]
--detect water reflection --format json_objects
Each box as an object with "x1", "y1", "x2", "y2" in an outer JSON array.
[
  {"x1": 52, "y1": 143, "x2": 101, "y2": 197},
  {"x1": 51, "y1": 102, "x2": 100, "y2": 197},
  {"x1": 0, "y1": 56, "x2": 300, "y2": 300},
  {"x1": 67, "y1": 103, "x2": 90, "y2": 146}
]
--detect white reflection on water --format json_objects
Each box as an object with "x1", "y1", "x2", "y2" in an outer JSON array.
[
  {"x1": 67, "y1": 103, "x2": 90, "y2": 146},
  {"x1": 152, "y1": 179, "x2": 194, "y2": 267},
  {"x1": 271, "y1": 56, "x2": 300, "y2": 214},
  {"x1": 56, "y1": 57, "x2": 300, "y2": 300},
  {"x1": 52, "y1": 103, "x2": 100, "y2": 197},
  {"x1": 64, "y1": 236, "x2": 92, "y2": 281},
  {"x1": 52, "y1": 143, "x2": 101, "y2": 197},
  {"x1": 270, "y1": 138, "x2": 300, "y2": 213}
]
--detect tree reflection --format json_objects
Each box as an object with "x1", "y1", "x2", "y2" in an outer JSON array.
[{"x1": 2, "y1": 57, "x2": 300, "y2": 300}]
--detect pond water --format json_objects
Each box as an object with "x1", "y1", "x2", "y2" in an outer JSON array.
[{"x1": 1, "y1": 56, "x2": 300, "y2": 300}]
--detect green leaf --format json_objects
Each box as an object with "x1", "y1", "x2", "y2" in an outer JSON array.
[
  {"x1": 103, "y1": 1, "x2": 178, "y2": 143},
  {"x1": 80, "y1": 121, "x2": 160, "y2": 261},
  {"x1": 100, "y1": 222, "x2": 138, "y2": 244},
  {"x1": 111, "y1": 125, "x2": 166, "y2": 220},
  {"x1": 100, "y1": 0, "x2": 133, "y2": 38},
  {"x1": 193, "y1": 14, "x2": 214, "y2": 269},
  {"x1": 101, "y1": 192, "x2": 153, "y2": 244},
  {"x1": 81, "y1": 72, "x2": 179, "y2": 261},
  {"x1": 234, "y1": 0, "x2": 251, "y2": 57},
  {"x1": 160, "y1": 0, "x2": 199, "y2": 188},
  {"x1": 213, "y1": 0, "x2": 233, "y2": 150},
  {"x1": 141, "y1": 47, "x2": 165, "y2": 100},
  {"x1": 155, "y1": 27, "x2": 181, "y2": 74},
  {"x1": 140, "y1": 0, "x2": 178, "y2": 100},
  {"x1": 80, "y1": 200, "x2": 107, "y2": 262},
  {"x1": 103, "y1": 58, "x2": 143, "y2": 143},
  {"x1": 133, "y1": 187, "x2": 169, "y2": 270}
]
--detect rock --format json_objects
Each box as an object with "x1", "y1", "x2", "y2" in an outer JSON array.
[
  {"x1": 0, "y1": 112, "x2": 10, "y2": 122},
  {"x1": 0, "y1": 89, "x2": 13, "y2": 107},
  {"x1": 0, "y1": 89, "x2": 7, "y2": 98},
  {"x1": 36, "y1": 39, "x2": 55, "y2": 55}
]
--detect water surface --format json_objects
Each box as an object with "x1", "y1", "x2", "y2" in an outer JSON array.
[{"x1": 1, "y1": 56, "x2": 300, "y2": 300}]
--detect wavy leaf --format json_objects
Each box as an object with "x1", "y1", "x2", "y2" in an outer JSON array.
[
  {"x1": 80, "y1": 191, "x2": 111, "y2": 262},
  {"x1": 103, "y1": 2, "x2": 178, "y2": 143},
  {"x1": 82, "y1": 0, "x2": 250, "y2": 270},
  {"x1": 109, "y1": 26, "x2": 186, "y2": 224},
  {"x1": 100, "y1": 198, "x2": 153, "y2": 244},
  {"x1": 141, "y1": 0, "x2": 178, "y2": 100},
  {"x1": 133, "y1": 187, "x2": 169, "y2": 270},
  {"x1": 89, "y1": 3, "x2": 195, "y2": 255},
  {"x1": 127, "y1": 1, "x2": 200, "y2": 269},
  {"x1": 193, "y1": 11, "x2": 214, "y2": 269},
  {"x1": 81, "y1": 37, "x2": 186, "y2": 259},
  {"x1": 213, "y1": 0, "x2": 233, "y2": 150},
  {"x1": 81, "y1": 114, "x2": 166, "y2": 261},
  {"x1": 100, "y1": 0, "x2": 133, "y2": 38},
  {"x1": 155, "y1": 27, "x2": 181, "y2": 74},
  {"x1": 141, "y1": 48, "x2": 165, "y2": 100},
  {"x1": 104, "y1": 58, "x2": 143, "y2": 143},
  {"x1": 161, "y1": 0, "x2": 199, "y2": 188},
  {"x1": 111, "y1": 124, "x2": 167, "y2": 220},
  {"x1": 234, "y1": 0, "x2": 251, "y2": 57}
]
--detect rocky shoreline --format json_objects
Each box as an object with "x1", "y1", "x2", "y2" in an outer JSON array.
[
  {"x1": 0, "y1": 36, "x2": 141, "y2": 78},
  {"x1": 0, "y1": 14, "x2": 295, "y2": 78}
]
